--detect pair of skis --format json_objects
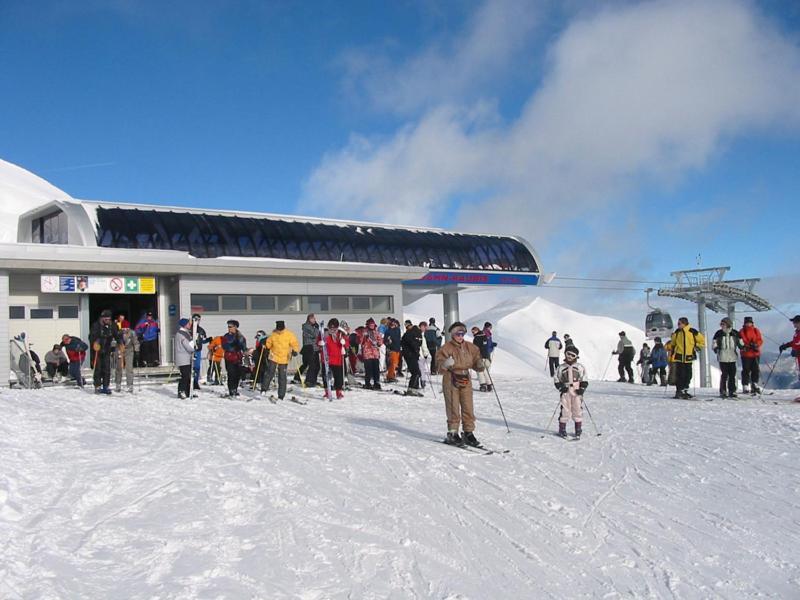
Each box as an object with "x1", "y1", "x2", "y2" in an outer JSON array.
[{"x1": 438, "y1": 439, "x2": 510, "y2": 456}]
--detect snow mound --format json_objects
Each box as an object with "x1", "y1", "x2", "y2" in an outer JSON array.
[
  {"x1": 0, "y1": 159, "x2": 73, "y2": 243},
  {"x1": 465, "y1": 296, "x2": 648, "y2": 379}
]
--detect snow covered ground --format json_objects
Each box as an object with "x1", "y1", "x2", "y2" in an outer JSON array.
[{"x1": 2, "y1": 375, "x2": 799, "y2": 598}]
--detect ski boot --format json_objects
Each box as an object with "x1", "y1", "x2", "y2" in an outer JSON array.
[
  {"x1": 373, "y1": 383, "x2": 382, "y2": 391},
  {"x1": 751, "y1": 384, "x2": 760, "y2": 396},
  {"x1": 558, "y1": 422, "x2": 568, "y2": 438},
  {"x1": 574, "y1": 422, "x2": 582, "y2": 439},
  {"x1": 463, "y1": 431, "x2": 481, "y2": 447},
  {"x1": 444, "y1": 431, "x2": 464, "y2": 446},
  {"x1": 336, "y1": 389, "x2": 344, "y2": 399},
  {"x1": 178, "y1": 392, "x2": 187, "y2": 399},
  {"x1": 741, "y1": 385, "x2": 750, "y2": 394}
]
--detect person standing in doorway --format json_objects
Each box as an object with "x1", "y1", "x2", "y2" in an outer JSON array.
[
  {"x1": 135, "y1": 311, "x2": 160, "y2": 367},
  {"x1": 114, "y1": 320, "x2": 139, "y2": 393},
  {"x1": 90, "y1": 309, "x2": 121, "y2": 394}
]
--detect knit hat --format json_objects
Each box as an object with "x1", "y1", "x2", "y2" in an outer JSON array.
[
  {"x1": 276, "y1": 320, "x2": 285, "y2": 330},
  {"x1": 366, "y1": 317, "x2": 376, "y2": 327},
  {"x1": 449, "y1": 321, "x2": 467, "y2": 335},
  {"x1": 100, "y1": 309, "x2": 112, "y2": 318},
  {"x1": 743, "y1": 316, "x2": 754, "y2": 324},
  {"x1": 178, "y1": 318, "x2": 190, "y2": 328},
  {"x1": 791, "y1": 315, "x2": 800, "y2": 323},
  {"x1": 484, "y1": 322, "x2": 492, "y2": 328},
  {"x1": 619, "y1": 331, "x2": 626, "y2": 336},
  {"x1": 227, "y1": 319, "x2": 239, "y2": 328},
  {"x1": 565, "y1": 346, "x2": 579, "y2": 359}
]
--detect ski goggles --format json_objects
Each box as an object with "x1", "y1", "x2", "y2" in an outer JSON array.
[
  {"x1": 565, "y1": 350, "x2": 578, "y2": 360},
  {"x1": 452, "y1": 329, "x2": 467, "y2": 337}
]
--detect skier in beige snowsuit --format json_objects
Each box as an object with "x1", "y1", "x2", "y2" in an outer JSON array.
[{"x1": 554, "y1": 346, "x2": 589, "y2": 438}]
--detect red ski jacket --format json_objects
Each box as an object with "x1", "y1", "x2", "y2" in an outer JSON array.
[{"x1": 739, "y1": 325, "x2": 763, "y2": 358}]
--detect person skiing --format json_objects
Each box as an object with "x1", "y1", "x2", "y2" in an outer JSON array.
[
  {"x1": 779, "y1": 315, "x2": 800, "y2": 387},
  {"x1": 544, "y1": 331, "x2": 562, "y2": 377},
  {"x1": 175, "y1": 318, "x2": 195, "y2": 399},
  {"x1": 206, "y1": 335, "x2": 224, "y2": 385},
  {"x1": 712, "y1": 316, "x2": 743, "y2": 398},
  {"x1": 418, "y1": 321, "x2": 431, "y2": 389},
  {"x1": 670, "y1": 316, "x2": 706, "y2": 399},
  {"x1": 471, "y1": 326, "x2": 492, "y2": 392},
  {"x1": 359, "y1": 317, "x2": 383, "y2": 390},
  {"x1": 648, "y1": 337, "x2": 668, "y2": 387},
  {"x1": 298, "y1": 314, "x2": 321, "y2": 387},
  {"x1": 612, "y1": 331, "x2": 636, "y2": 383},
  {"x1": 61, "y1": 333, "x2": 88, "y2": 387},
  {"x1": 636, "y1": 343, "x2": 651, "y2": 385},
  {"x1": 319, "y1": 318, "x2": 349, "y2": 399},
  {"x1": 425, "y1": 317, "x2": 443, "y2": 372},
  {"x1": 221, "y1": 320, "x2": 247, "y2": 397},
  {"x1": 44, "y1": 344, "x2": 69, "y2": 382},
  {"x1": 261, "y1": 320, "x2": 300, "y2": 400},
  {"x1": 113, "y1": 320, "x2": 139, "y2": 393},
  {"x1": 89, "y1": 309, "x2": 122, "y2": 394},
  {"x1": 251, "y1": 330, "x2": 269, "y2": 387},
  {"x1": 436, "y1": 322, "x2": 485, "y2": 447},
  {"x1": 554, "y1": 346, "x2": 588, "y2": 438},
  {"x1": 401, "y1": 323, "x2": 424, "y2": 396},
  {"x1": 384, "y1": 319, "x2": 402, "y2": 383},
  {"x1": 739, "y1": 316, "x2": 763, "y2": 395},
  {"x1": 134, "y1": 311, "x2": 160, "y2": 367},
  {"x1": 482, "y1": 322, "x2": 497, "y2": 360}
]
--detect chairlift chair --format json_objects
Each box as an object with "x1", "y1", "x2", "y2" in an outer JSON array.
[{"x1": 645, "y1": 310, "x2": 674, "y2": 340}]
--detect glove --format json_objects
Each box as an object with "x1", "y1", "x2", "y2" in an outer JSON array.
[
  {"x1": 442, "y1": 356, "x2": 455, "y2": 369},
  {"x1": 749, "y1": 342, "x2": 758, "y2": 351},
  {"x1": 779, "y1": 343, "x2": 789, "y2": 352},
  {"x1": 92, "y1": 342, "x2": 101, "y2": 352},
  {"x1": 611, "y1": 351, "x2": 618, "y2": 355},
  {"x1": 576, "y1": 388, "x2": 585, "y2": 396},
  {"x1": 558, "y1": 384, "x2": 568, "y2": 393},
  {"x1": 318, "y1": 340, "x2": 324, "y2": 347}
]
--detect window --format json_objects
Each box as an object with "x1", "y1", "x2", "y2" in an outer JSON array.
[
  {"x1": 330, "y1": 296, "x2": 349, "y2": 311},
  {"x1": 221, "y1": 295, "x2": 247, "y2": 311},
  {"x1": 351, "y1": 296, "x2": 370, "y2": 311},
  {"x1": 372, "y1": 296, "x2": 392, "y2": 313},
  {"x1": 32, "y1": 210, "x2": 68, "y2": 244},
  {"x1": 191, "y1": 294, "x2": 219, "y2": 313},
  {"x1": 9, "y1": 306, "x2": 25, "y2": 319},
  {"x1": 251, "y1": 295, "x2": 276, "y2": 311},
  {"x1": 58, "y1": 305, "x2": 79, "y2": 318},
  {"x1": 277, "y1": 295, "x2": 302, "y2": 312},
  {"x1": 307, "y1": 295, "x2": 328, "y2": 312},
  {"x1": 30, "y1": 308, "x2": 54, "y2": 319}
]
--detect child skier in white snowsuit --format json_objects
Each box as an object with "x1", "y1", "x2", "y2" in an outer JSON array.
[{"x1": 554, "y1": 346, "x2": 589, "y2": 438}]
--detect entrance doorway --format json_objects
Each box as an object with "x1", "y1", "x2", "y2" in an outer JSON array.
[{"x1": 89, "y1": 294, "x2": 159, "y2": 366}]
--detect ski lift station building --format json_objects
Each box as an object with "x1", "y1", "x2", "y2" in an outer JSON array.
[{"x1": 0, "y1": 199, "x2": 542, "y2": 385}]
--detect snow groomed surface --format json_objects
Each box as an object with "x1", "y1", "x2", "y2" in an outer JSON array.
[{"x1": 1, "y1": 377, "x2": 798, "y2": 598}]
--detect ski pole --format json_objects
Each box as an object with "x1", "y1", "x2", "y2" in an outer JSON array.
[
  {"x1": 422, "y1": 359, "x2": 438, "y2": 400},
  {"x1": 252, "y1": 346, "x2": 266, "y2": 390},
  {"x1": 485, "y1": 368, "x2": 510, "y2": 433},
  {"x1": 762, "y1": 350, "x2": 783, "y2": 390},
  {"x1": 581, "y1": 395, "x2": 602, "y2": 436},
  {"x1": 601, "y1": 352, "x2": 614, "y2": 381},
  {"x1": 540, "y1": 396, "x2": 562, "y2": 438}
]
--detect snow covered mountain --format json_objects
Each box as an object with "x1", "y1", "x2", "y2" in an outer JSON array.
[
  {"x1": 0, "y1": 159, "x2": 73, "y2": 243},
  {"x1": 464, "y1": 296, "x2": 649, "y2": 380}
]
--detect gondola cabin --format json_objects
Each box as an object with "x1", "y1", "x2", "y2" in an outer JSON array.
[{"x1": 645, "y1": 310, "x2": 674, "y2": 339}]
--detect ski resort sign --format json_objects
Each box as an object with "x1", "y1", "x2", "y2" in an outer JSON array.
[{"x1": 41, "y1": 275, "x2": 157, "y2": 294}]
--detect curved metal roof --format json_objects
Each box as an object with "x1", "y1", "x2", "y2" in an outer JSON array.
[{"x1": 94, "y1": 207, "x2": 539, "y2": 272}]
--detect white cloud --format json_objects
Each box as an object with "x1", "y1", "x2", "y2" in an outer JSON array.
[
  {"x1": 338, "y1": 0, "x2": 541, "y2": 115},
  {"x1": 303, "y1": 0, "x2": 800, "y2": 260}
]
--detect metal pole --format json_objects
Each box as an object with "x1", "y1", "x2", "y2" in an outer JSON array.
[
  {"x1": 697, "y1": 297, "x2": 709, "y2": 387},
  {"x1": 442, "y1": 287, "x2": 460, "y2": 335}
]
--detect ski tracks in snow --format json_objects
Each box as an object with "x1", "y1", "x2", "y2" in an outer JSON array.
[{"x1": 1, "y1": 380, "x2": 799, "y2": 597}]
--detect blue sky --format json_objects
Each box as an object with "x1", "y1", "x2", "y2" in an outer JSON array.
[{"x1": 1, "y1": 0, "x2": 799, "y2": 320}]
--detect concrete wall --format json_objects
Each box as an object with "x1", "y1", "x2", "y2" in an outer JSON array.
[{"x1": 177, "y1": 275, "x2": 402, "y2": 347}]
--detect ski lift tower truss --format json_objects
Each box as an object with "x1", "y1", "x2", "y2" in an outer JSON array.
[{"x1": 656, "y1": 267, "x2": 771, "y2": 387}]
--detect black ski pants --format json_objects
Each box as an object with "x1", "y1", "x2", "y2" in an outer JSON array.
[
  {"x1": 140, "y1": 339, "x2": 159, "y2": 366},
  {"x1": 93, "y1": 351, "x2": 112, "y2": 389},
  {"x1": 650, "y1": 366, "x2": 667, "y2": 386},
  {"x1": 225, "y1": 359, "x2": 242, "y2": 394},
  {"x1": 322, "y1": 363, "x2": 344, "y2": 391},
  {"x1": 675, "y1": 362, "x2": 693, "y2": 393},
  {"x1": 178, "y1": 365, "x2": 192, "y2": 396},
  {"x1": 618, "y1": 356, "x2": 634, "y2": 382},
  {"x1": 364, "y1": 358, "x2": 380, "y2": 388},
  {"x1": 404, "y1": 352, "x2": 421, "y2": 389},
  {"x1": 428, "y1": 344, "x2": 438, "y2": 373},
  {"x1": 46, "y1": 362, "x2": 69, "y2": 379},
  {"x1": 741, "y1": 356, "x2": 760, "y2": 387},
  {"x1": 302, "y1": 345, "x2": 320, "y2": 386},
  {"x1": 719, "y1": 362, "x2": 737, "y2": 395},
  {"x1": 548, "y1": 357, "x2": 560, "y2": 377}
]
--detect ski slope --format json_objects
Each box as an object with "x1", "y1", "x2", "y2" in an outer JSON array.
[{"x1": 1, "y1": 376, "x2": 798, "y2": 598}]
